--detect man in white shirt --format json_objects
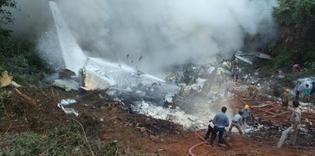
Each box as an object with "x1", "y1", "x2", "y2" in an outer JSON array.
[{"x1": 277, "y1": 101, "x2": 302, "y2": 148}]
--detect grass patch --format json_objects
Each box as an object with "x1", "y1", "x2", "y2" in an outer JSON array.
[{"x1": 0, "y1": 124, "x2": 120, "y2": 156}]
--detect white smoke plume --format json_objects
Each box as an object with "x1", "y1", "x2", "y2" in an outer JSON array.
[{"x1": 11, "y1": 0, "x2": 277, "y2": 75}]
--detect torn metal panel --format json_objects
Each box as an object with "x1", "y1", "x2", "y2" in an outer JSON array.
[
  {"x1": 255, "y1": 52, "x2": 272, "y2": 60},
  {"x1": 81, "y1": 69, "x2": 113, "y2": 91},
  {"x1": 235, "y1": 51, "x2": 272, "y2": 64},
  {"x1": 235, "y1": 55, "x2": 253, "y2": 65},
  {"x1": 57, "y1": 99, "x2": 79, "y2": 117},
  {"x1": 49, "y1": 1, "x2": 87, "y2": 74},
  {"x1": 53, "y1": 79, "x2": 80, "y2": 91},
  {"x1": 57, "y1": 69, "x2": 76, "y2": 79}
]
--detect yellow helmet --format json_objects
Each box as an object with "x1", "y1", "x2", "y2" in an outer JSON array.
[{"x1": 244, "y1": 105, "x2": 249, "y2": 109}]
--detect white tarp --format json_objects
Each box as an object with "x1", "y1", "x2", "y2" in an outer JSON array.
[{"x1": 294, "y1": 77, "x2": 314, "y2": 93}]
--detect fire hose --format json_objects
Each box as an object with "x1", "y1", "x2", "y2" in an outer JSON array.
[
  {"x1": 187, "y1": 131, "x2": 218, "y2": 156},
  {"x1": 188, "y1": 141, "x2": 207, "y2": 156}
]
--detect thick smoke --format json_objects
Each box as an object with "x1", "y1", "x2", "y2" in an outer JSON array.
[{"x1": 12, "y1": 0, "x2": 277, "y2": 75}]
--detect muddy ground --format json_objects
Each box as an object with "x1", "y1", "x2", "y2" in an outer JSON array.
[{"x1": 0, "y1": 86, "x2": 314, "y2": 156}]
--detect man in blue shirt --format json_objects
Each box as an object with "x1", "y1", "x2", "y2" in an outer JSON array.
[
  {"x1": 228, "y1": 111, "x2": 243, "y2": 135},
  {"x1": 210, "y1": 106, "x2": 230, "y2": 147}
]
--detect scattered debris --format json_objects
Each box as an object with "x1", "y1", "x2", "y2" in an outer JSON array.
[
  {"x1": 53, "y1": 79, "x2": 80, "y2": 91},
  {"x1": 81, "y1": 69, "x2": 112, "y2": 91},
  {"x1": 11, "y1": 81, "x2": 22, "y2": 88},
  {"x1": 235, "y1": 51, "x2": 254, "y2": 65},
  {"x1": 57, "y1": 69, "x2": 76, "y2": 79},
  {"x1": 235, "y1": 55, "x2": 253, "y2": 65},
  {"x1": 0, "y1": 71, "x2": 12, "y2": 88},
  {"x1": 57, "y1": 99, "x2": 79, "y2": 117},
  {"x1": 255, "y1": 52, "x2": 272, "y2": 60},
  {"x1": 132, "y1": 101, "x2": 205, "y2": 129},
  {"x1": 0, "y1": 71, "x2": 21, "y2": 88},
  {"x1": 234, "y1": 51, "x2": 272, "y2": 65},
  {"x1": 13, "y1": 88, "x2": 37, "y2": 107}
]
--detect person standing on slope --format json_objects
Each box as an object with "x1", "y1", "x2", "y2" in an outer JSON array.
[
  {"x1": 277, "y1": 101, "x2": 301, "y2": 148},
  {"x1": 210, "y1": 106, "x2": 230, "y2": 148},
  {"x1": 228, "y1": 110, "x2": 244, "y2": 135}
]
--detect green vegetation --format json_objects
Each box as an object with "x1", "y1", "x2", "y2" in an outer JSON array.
[
  {"x1": 267, "y1": 0, "x2": 315, "y2": 72},
  {"x1": 0, "y1": 88, "x2": 11, "y2": 120},
  {"x1": 0, "y1": 125, "x2": 120, "y2": 156},
  {"x1": 274, "y1": 0, "x2": 315, "y2": 29},
  {"x1": 0, "y1": 0, "x2": 50, "y2": 85},
  {"x1": 0, "y1": 37, "x2": 50, "y2": 84},
  {"x1": 0, "y1": 0, "x2": 15, "y2": 24},
  {"x1": 2, "y1": 2, "x2": 118, "y2": 156}
]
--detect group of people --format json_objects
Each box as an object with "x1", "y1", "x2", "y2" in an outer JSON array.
[
  {"x1": 204, "y1": 105, "x2": 252, "y2": 148},
  {"x1": 204, "y1": 101, "x2": 302, "y2": 149}
]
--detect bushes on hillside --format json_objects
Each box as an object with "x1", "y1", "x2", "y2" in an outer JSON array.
[{"x1": 267, "y1": 0, "x2": 315, "y2": 71}]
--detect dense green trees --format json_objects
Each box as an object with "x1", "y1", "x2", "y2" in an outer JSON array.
[
  {"x1": 274, "y1": 0, "x2": 315, "y2": 41},
  {"x1": 0, "y1": 0, "x2": 15, "y2": 70},
  {"x1": 269, "y1": 0, "x2": 315, "y2": 72},
  {"x1": 0, "y1": 0, "x2": 15, "y2": 38},
  {"x1": 0, "y1": 0, "x2": 48, "y2": 84},
  {"x1": 274, "y1": 0, "x2": 315, "y2": 26},
  {"x1": 0, "y1": 0, "x2": 15, "y2": 24}
]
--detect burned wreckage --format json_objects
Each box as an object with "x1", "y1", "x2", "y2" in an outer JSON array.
[
  {"x1": 50, "y1": 1, "x2": 179, "y2": 103},
  {"x1": 82, "y1": 58, "x2": 179, "y2": 106},
  {"x1": 49, "y1": 1, "x2": 185, "y2": 122},
  {"x1": 48, "y1": 2, "x2": 315, "y2": 138}
]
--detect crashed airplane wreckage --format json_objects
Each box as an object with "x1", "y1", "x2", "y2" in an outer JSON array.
[
  {"x1": 53, "y1": 57, "x2": 179, "y2": 104},
  {"x1": 82, "y1": 57, "x2": 179, "y2": 105},
  {"x1": 49, "y1": 1, "x2": 178, "y2": 106}
]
